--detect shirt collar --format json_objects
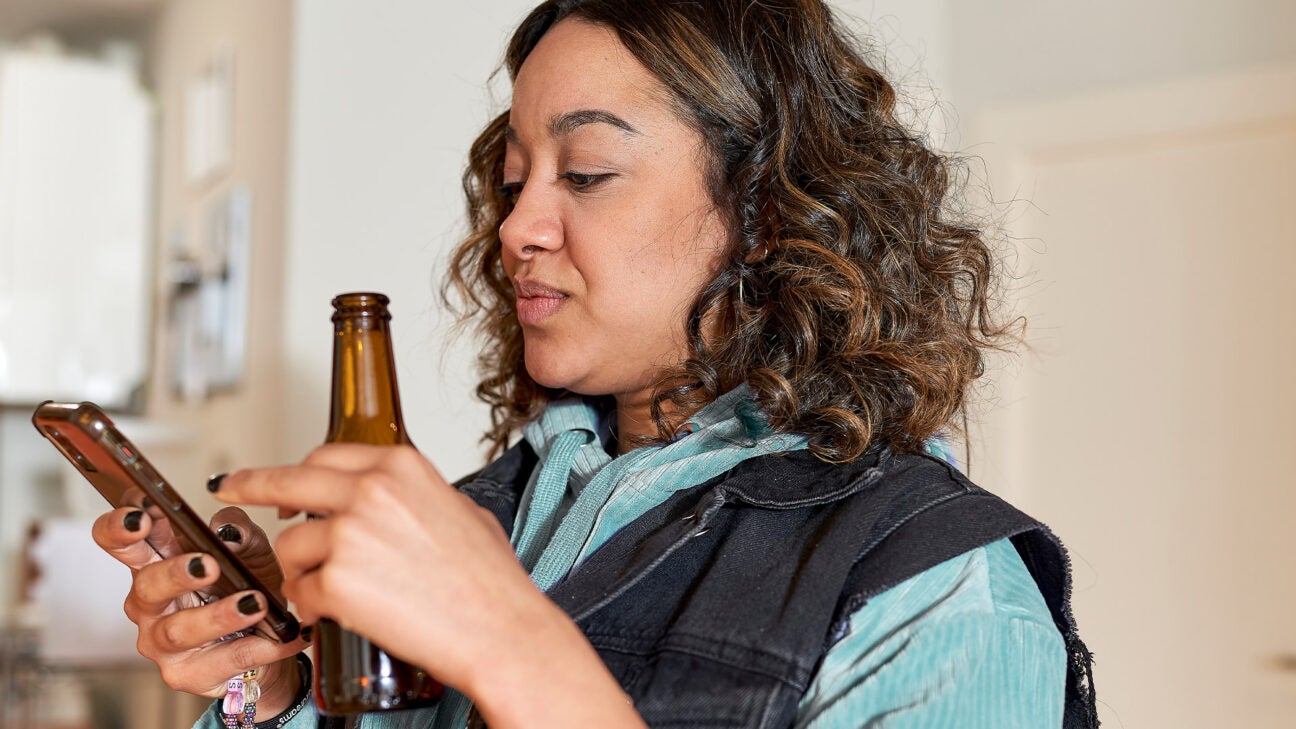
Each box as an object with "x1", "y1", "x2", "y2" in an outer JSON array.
[{"x1": 523, "y1": 384, "x2": 765, "y2": 459}]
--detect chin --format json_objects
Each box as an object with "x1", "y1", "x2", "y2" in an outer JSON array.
[
  {"x1": 521, "y1": 343, "x2": 650, "y2": 400},
  {"x1": 523, "y1": 349, "x2": 583, "y2": 393},
  {"x1": 524, "y1": 360, "x2": 624, "y2": 401}
]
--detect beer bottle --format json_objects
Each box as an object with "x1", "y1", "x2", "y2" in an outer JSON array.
[{"x1": 314, "y1": 292, "x2": 443, "y2": 714}]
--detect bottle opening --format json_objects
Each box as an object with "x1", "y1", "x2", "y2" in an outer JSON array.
[{"x1": 332, "y1": 292, "x2": 391, "y2": 322}]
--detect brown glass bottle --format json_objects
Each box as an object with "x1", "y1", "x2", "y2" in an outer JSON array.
[{"x1": 314, "y1": 292, "x2": 443, "y2": 714}]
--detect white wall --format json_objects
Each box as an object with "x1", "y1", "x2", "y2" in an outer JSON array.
[
  {"x1": 283, "y1": 0, "x2": 948, "y2": 480},
  {"x1": 144, "y1": 0, "x2": 295, "y2": 511},
  {"x1": 284, "y1": 1, "x2": 537, "y2": 477},
  {"x1": 946, "y1": 0, "x2": 1296, "y2": 133}
]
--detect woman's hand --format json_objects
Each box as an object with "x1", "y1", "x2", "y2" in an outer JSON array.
[
  {"x1": 213, "y1": 444, "x2": 646, "y2": 728},
  {"x1": 91, "y1": 506, "x2": 308, "y2": 715}
]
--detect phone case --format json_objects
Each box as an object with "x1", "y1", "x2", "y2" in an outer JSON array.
[{"x1": 32, "y1": 401, "x2": 300, "y2": 643}]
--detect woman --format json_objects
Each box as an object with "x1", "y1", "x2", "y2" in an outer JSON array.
[{"x1": 93, "y1": 1, "x2": 1097, "y2": 727}]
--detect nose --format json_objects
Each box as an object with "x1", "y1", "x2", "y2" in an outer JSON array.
[{"x1": 499, "y1": 183, "x2": 562, "y2": 261}]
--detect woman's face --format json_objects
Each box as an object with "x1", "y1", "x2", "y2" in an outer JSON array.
[{"x1": 499, "y1": 19, "x2": 728, "y2": 408}]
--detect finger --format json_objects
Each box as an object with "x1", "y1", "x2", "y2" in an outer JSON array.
[
  {"x1": 210, "y1": 506, "x2": 284, "y2": 592},
  {"x1": 92, "y1": 507, "x2": 158, "y2": 569},
  {"x1": 306, "y1": 444, "x2": 450, "y2": 492},
  {"x1": 210, "y1": 506, "x2": 264, "y2": 550},
  {"x1": 210, "y1": 507, "x2": 273, "y2": 564},
  {"x1": 187, "y1": 631, "x2": 307, "y2": 685},
  {"x1": 128, "y1": 552, "x2": 220, "y2": 617},
  {"x1": 157, "y1": 638, "x2": 305, "y2": 699},
  {"x1": 211, "y1": 465, "x2": 360, "y2": 514},
  {"x1": 146, "y1": 589, "x2": 276, "y2": 654},
  {"x1": 302, "y1": 442, "x2": 399, "y2": 470},
  {"x1": 280, "y1": 568, "x2": 330, "y2": 626},
  {"x1": 273, "y1": 519, "x2": 333, "y2": 582},
  {"x1": 145, "y1": 513, "x2": 185, "y2": 558},
  {"x1": 277, "y1": 444, "x2": 424, "y2": 521}
]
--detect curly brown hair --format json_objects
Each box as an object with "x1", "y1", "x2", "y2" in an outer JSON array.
[{"x1": 446, "y1": 0, "x2": 1016, "y2": 463}]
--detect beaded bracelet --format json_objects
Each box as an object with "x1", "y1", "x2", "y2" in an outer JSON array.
[
  {"x1": 221, "y1": 668, "x2": 260, "y2": 728},
  {"x1": 220, "y1": 656, "x2": 313, "y2": 729}
]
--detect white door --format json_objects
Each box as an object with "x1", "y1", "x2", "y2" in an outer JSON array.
[{"x1": 971, "y1": 66, "x2": 1296, "y2": 728}]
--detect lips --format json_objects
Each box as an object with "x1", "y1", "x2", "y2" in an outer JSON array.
[{"x1": 512, "y1": 278, "x2": 568, "y2": 325}]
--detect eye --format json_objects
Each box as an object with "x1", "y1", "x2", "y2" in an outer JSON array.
[
  {"x1": 495, "y1": 182, "x2": 523, "y2": 204},
  {"x1": 558, "y1": 172, "x2": 612, "y2": 191}
]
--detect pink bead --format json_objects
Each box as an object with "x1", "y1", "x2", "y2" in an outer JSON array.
[{"x1": 222, "y1": 676, "x2": 245, "y2": 715}]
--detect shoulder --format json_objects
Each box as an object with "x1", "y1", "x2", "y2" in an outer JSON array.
[
  {"x1": 818, "y1": 450, "x2": 1054, "y2": 608},
  {"x1": 850, "y1": 538, "x2": 1061, "y2": 638},
  {"x1": 710, "y1": 446, "x2": 971, "y2": 517},
  {"x1": 798, "y1": 538, "x2": 1068, "y2": 728},
  {"x1": 716, "y1": 448, "x2": 1044, "y2": 574},
  {"x1": 720, "y1": 449, "x2": 1068, "y2": 652}
]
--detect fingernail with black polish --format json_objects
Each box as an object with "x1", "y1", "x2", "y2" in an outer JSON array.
[
  {"x1": 216, "y1": 525, "x2": 242, "y2": 544},
  {"x1": 123, "y1": 510, "x2": 143, "y2": 532},
  {"x1": 237, "y1": 594, "x2": 262, "y2": 615},
  {"x1": 141, "y1": 496, "x2": 154, "y2": 510},
  {"x1": 206, "y1": 473, "x2": 227, "y2": 493},
  {"x1": 300, "y1": 625, "x2": 313, "y2": 643},
  {"x1": 187, "y1": 556, "x2": 206, "y2": 579}
]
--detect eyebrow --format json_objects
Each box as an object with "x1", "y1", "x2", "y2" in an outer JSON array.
[{"x1": 505, "y1": 109, "x2": 642, "y2": 143}]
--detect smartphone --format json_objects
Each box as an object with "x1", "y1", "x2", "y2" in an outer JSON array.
[{"x1": 32, "y1": 401, "x2": 300, "y2": 643}]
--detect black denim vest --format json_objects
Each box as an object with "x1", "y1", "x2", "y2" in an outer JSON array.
[{"x1": 458, "y1": 443, "x2": 1099, "y2": 728}]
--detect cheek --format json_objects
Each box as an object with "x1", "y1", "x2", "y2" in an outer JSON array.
[
  {"x1": 500, "y1": 246, "x2": 518, "y2": 278},
  {"x1": 601, "y1": 254, "x2": 721, "y2": 349},
  {"x1": 588, "y1": 249, "x2": 694, "y2": 314},
  {"x1": 572, "y1": 199, "x2": 728, "y2": 320},
  {"x1": 624, "y1": 211, "x2": 724, "y2": 282}
]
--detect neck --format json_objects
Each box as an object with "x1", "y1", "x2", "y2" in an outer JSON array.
[
  {"x1": 614, "y1": 390, "x2": 694, "y2": 455},
  {"x1": 613, "y1": 396, "x2": 652, "y2": 455}
]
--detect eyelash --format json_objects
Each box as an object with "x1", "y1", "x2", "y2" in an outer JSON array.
[
  {"x1": 494, "y1": 172, "x2": 612, "y2": 202},
  {"x1": 559, "y1": 172, "x2": 608, "y2": 190},
  {"x1": 495, "y1": 182, "x2": 522, "y2": 202}
]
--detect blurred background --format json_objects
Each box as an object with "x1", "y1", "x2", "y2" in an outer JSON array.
[{"x1": 0, "y1": 0, "x2": 1291, "y2": 727}]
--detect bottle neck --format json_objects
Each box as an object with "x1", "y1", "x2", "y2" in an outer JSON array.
[{"x1": 326, "y1": 315, "x2": 410, "y2": 445}]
